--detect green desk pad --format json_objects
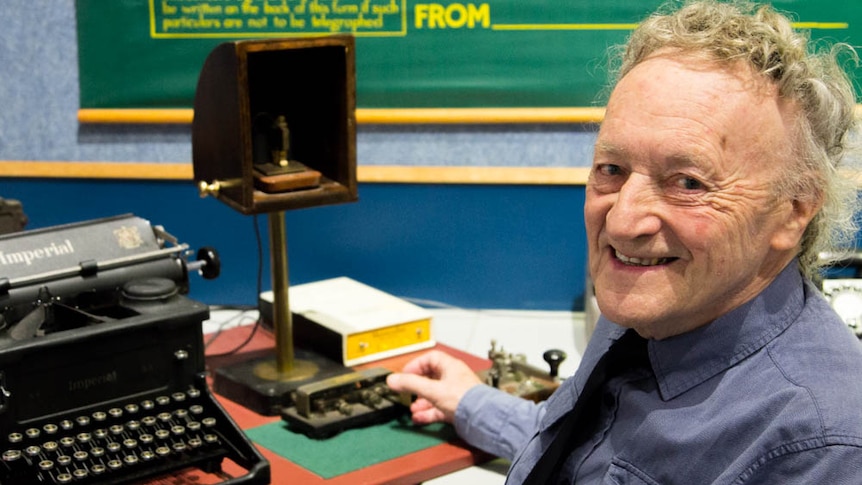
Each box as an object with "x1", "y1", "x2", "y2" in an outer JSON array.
[{"x1": 245, "y1": 418, "x2": 456, "y2": 479}]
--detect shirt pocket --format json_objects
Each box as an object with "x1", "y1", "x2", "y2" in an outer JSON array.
[{"x1": 605, "y1": 459, "x2": 661, "y2": 485}]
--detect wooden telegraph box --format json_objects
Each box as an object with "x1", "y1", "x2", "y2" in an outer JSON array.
[{"x1": 192, "y1": 36, "x2": 357, "y2": 214}]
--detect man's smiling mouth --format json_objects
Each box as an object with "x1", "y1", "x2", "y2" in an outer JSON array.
[{"x1": 615, "y1": 249, "x2": 674, "y2": 267}]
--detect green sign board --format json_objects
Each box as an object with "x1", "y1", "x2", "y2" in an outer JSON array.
[{"x1": 76, "y1": 0, "x2": 861, "y2": 110}]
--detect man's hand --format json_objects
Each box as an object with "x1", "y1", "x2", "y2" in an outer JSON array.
[{"x1": 386, "y1": 350, "x2": 483, "y2": 425}]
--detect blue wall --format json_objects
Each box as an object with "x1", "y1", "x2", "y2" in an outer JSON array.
[{"x1": 0, "y1": 178, "x2": 589, "y2": 310}]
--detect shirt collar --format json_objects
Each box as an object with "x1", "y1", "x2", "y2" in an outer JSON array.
[{"x1": 643, "y1": 261, "x2": 806, "y2": 400}]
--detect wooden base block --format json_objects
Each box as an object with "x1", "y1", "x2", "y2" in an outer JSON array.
[{"x1": 254, "y1": 169, "x2": 322, "y2": 193}]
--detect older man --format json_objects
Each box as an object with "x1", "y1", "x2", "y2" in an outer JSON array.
[{"x1": 387, "y1": 1, "x2": 862, "y2": 483}]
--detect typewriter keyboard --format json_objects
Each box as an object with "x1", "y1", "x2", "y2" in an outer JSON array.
[{"x1": 0, "y1": 388, "x2": 230, "y2": 484}]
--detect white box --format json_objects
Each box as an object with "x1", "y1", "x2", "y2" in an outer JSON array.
[{"x1": 260, "y1": 277, "x2": 435, "y2": 366}]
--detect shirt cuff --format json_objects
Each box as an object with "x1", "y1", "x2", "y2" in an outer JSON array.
[{"x1": 454, "y1": 384, "x2": 543, "y2": 460}]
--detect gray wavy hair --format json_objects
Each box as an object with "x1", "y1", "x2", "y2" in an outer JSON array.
[{"x1": 610, "y1": 0, "x2": 860, "y2": 279}]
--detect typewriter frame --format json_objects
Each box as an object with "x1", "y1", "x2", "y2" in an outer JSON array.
[{"x1": 0, "y1": 278, "x2": 269, "y2": 484}]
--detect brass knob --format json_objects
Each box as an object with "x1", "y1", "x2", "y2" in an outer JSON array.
[{"x1": 198, "y1": 180, "x2": 220, "y2": 198}]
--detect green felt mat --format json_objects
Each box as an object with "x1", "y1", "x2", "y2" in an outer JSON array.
[{"x1": 245, "y1": 417, "x2": 456, "y2": 479}]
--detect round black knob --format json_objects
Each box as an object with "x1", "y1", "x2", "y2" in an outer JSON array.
[
  {"x1": 196, "y1": 247, "x2": 221, "y2": 280},
  {"x1": 543, "y1": 349, "x2": 567, "y2": 379}
]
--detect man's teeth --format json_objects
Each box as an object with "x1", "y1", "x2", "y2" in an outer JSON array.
[{"x1": 615, "y1": 250, "x2": 668, "y2": 266}]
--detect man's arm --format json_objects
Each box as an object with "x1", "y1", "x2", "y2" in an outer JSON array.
[
  {"x1": 455, "y1": 384, "x2": 545, "y2": 460},
  {"x1": 387, "y1": 350, "x2": 545, "y2": 460}
]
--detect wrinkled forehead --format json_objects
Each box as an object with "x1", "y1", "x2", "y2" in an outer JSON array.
[
  {"x1": 613, "y1": 50, "x2": 783, "y2": 107},
  {"x1": 601, "y1": 52, "x2": 798, "y2": 175}
]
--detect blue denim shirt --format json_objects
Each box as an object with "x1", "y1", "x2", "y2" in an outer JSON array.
[{"x1": 455, "y1": 263, "x2": 862, "y2": 484}]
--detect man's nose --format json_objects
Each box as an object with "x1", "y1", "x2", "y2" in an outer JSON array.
[{"x1": 605, "y1": 176, "x2": 662, "y2": 239}]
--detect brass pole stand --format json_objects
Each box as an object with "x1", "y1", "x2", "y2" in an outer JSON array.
[
  {"x1": 270, "y1": 210, "x2": 293, "y2": 372},
  {"x1": 253, "y1": 211, "x2": 317, "y2": 382}
]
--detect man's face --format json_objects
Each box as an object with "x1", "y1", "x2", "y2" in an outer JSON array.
[{"x1": 585, "y1": 53, "x2": 809, "y2": 339}]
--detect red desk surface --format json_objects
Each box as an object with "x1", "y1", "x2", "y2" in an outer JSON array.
[{"x1": 203, "y1": 323, "x2": 494, "y2": 484}]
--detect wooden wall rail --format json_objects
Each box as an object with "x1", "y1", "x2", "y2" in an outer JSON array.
[
  {"x1": 0, "y1": 162, "x2": 592, "y2": 185},
  {"x1": 77, "y1": 108, "x2": 607, "y2": 125},
  {"x1": 78, "y1": 104, "x2": 862, "y2": 124}
]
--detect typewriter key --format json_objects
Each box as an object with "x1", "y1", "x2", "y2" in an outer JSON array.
[
  {"x1": 108, "y1": 408, "x2": 123, "y2": 419},
  {"x1": 92, "y1": 411, "x2": 107, "y2": 422},
  {"x1": 76, "y1": 416, "x2": 90, "y2": 426},
  {"x1": 25, "y1": 445, "x2": 40, "y2": 456},
  {"x1": 90, "y1": 447, "x2": 104, "y2": 457},
  {"x1": 73, "y1": 450, "x2": 88, "y2": 461},
  {"x1": 107, "y1": 459, "x2": 122, "y2": 470},
  {"x1": 56, "y1": 472, "x2": 73, "y2": 483},
  {"x1": 7, "y1": 432, "x2": 22, "y2": 443},
  {"x1": 43, "y1": 424, "x2": 58, "y2": 434},
  {"x1": 38, "y1": 459, "x2": 53, "y2": 471},
  {"x1": 91, "y1": 464, "x2": 106, "y2": 474},
  {"x1": 56, "y1": 455, "x2": 71, "y2": 466},
  {"x1": 25, "y1": 427, "x2": 40, "y2": 439},
  {"x1": 141, "y1": 400, "x2": 155, "y2": 410},
  {"x1": 73, "y1": 468, "x2": 88, "y2": 479},
  {"x1": 2, "y1": 449, "x2": 21, "y2": 462}
]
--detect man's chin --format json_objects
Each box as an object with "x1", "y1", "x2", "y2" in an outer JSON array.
[{"x1": 597, "y1": 302, "x2": 674, "y2": 338}]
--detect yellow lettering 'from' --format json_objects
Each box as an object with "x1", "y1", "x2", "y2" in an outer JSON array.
[{"x1": 414, "y1": 3, "x2": 490, "y2": 29}]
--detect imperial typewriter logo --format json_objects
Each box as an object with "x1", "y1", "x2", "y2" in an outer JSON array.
[
  {"x1": 68, "y1": 370, "x2": 118, "y2": 392},
  {"x1": 113, "y1": 225, "x2": 144, "y2": 249},
  {"x1": 0, "y1": 239, "x2": 74, "y2": 266}
]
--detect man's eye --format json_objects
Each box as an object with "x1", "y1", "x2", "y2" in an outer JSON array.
[
  {"x1": 597, "y1": 164, "x2": 623, "y2": 176},
  {"x1": 678, "y1": 176, "x2": 704, "y2": 191}
]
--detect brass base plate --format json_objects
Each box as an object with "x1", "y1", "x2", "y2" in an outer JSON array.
[{"x1": 253, "y1": 358, "x2": 320, "y2": 382}]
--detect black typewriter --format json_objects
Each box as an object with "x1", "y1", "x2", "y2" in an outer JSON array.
[{"x1": 0, "y1": 215, "x2": 269, "y2": 484}]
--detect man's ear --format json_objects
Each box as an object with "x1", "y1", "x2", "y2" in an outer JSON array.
[{"x1": 770, "y1": 196, "x2": 821, "y2": 251}]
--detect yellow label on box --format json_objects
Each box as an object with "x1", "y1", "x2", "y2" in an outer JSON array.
[{"x1": 346, "y1": 319, "x2": 432, "y2": 361}]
